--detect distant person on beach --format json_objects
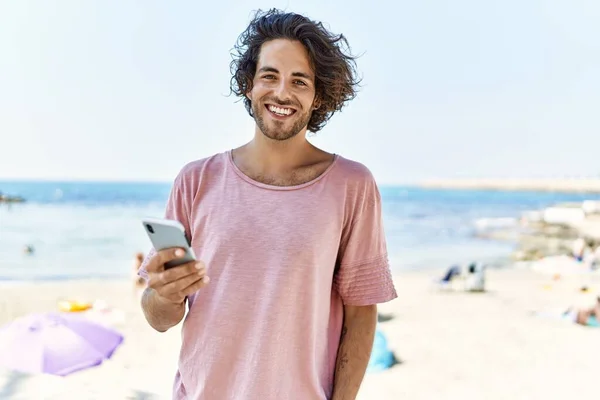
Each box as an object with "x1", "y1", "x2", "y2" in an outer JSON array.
[
  {"x1": 572, "y1": 237, "x2": 587, "y2": 262},
  {"x1": 22, "y1": 244, "x2": 35, "y2": 255},
  {"x1": 565, "y1": 296, "x2": 600, "y2": 326},
  {"x1": 137, "y1": 9, "x2": 397, "y2": 400},
  {"x1": 589, "y1": 245, "x2": 600, "y2": 270},
  {"x1": 132, "y1": 252, "x2": 145, "y2": 293}
]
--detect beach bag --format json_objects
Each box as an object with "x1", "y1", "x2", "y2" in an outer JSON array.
[{"x1": 367, "y1": 329, "x2": 396, "y2": 372}]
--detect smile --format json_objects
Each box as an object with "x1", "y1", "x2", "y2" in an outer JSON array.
[{"x1": 265, "y1": 104, "x2": 296, "y2": 118}]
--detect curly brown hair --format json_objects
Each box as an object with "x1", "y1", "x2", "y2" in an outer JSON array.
[{"x1": 229, "y1": 9, "x2": 361, "y2": 133}]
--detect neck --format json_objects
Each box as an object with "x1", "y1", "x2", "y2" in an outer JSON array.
[{"x1": 240, "y1": 127, "x2": 314, "y2": 173}]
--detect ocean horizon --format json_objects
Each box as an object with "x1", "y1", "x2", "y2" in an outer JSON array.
[{"x1": 2, "y1": 180, "x2": 600, "y2": 282}]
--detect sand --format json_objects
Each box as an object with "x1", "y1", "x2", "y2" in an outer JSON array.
[{"x1": 1, "y1": 267, "x2": 599, "y2": 399}]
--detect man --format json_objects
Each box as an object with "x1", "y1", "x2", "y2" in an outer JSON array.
[{"x1": 139, "y1": 9, "x2": 397, "y2": 400}]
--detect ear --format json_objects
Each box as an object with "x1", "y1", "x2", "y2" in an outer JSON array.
[
  {"x1": 313, "y1": 97, "x2": 321, "y2": 110},
  {"x1": 245, "y1": 77, "x2": 254, "y2": 101}
]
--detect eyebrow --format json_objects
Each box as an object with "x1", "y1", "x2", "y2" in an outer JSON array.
[{"x1": 257, "y1": 66, "x2": 312, "y2": 80}]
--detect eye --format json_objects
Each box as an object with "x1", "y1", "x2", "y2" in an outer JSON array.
[
  {"x1": 294, "y1": 80, "x2": 307, "y2": 86},
  {"x1": 262, "y1": 74, "x2": 276, "y2": 80}
]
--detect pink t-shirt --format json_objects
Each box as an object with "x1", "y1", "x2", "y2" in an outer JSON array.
[{"x1": 140, "y1": 151, "x2": 397, "y2": 400}]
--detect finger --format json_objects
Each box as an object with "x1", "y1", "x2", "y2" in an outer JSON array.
[
  {"x1": 155, "y1": 248, "x2": 187, "y2": 269},
  {"x1": 148, "y1": 267, "x2": 199, "y2": 291},
  {"x1": 180, "y1": 275, "x2": 210, "y2": 297},
  {"x1": 144, "y1": 251, "x2": 164, "y2": 274},
  {"x1": 160, "y1": 272, "x2": 207, "y2": 296},
  {"x1": 160, "y1": 261, "x2": 205, "y2": 283}
]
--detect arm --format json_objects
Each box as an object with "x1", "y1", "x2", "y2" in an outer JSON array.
[
  {"x1": 331, "y1": 304, "x2": 378, "y2": 400},
  {"x1": 138, "y1": 171, "x2": 203, "y2": 332},
  {"x1": 141, "y1": 287, "x2": 186, "y2": 332},
  {"x1": 332, "y1": 173, "x2": 397, "y2": 398},
  {"x1": 140, "y1": 248, "x2": 210, "y2": 333}
]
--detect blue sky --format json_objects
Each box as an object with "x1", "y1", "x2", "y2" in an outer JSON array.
[{"x1": 1, "y1": 1, "x2": 599, "y2": 184}]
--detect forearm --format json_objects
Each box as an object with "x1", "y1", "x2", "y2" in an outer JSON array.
[
  {"x1": 331, "y1": 305, "x2": 378, "y2": 400},
  {"x1": 141, "y1": 287, "x2": 186, "y2": 332}
]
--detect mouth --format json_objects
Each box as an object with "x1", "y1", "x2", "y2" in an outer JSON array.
[{"x1": 265, "y1": 104, "x2": 297, "y2": 119}]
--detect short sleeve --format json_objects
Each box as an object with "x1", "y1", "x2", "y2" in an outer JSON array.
[
  {"x1": 138, "y1": 171, "x2": 192, "y2": 282},
  {"x1": 334, "y1": 177, "x2": 397, "y2": 306}
]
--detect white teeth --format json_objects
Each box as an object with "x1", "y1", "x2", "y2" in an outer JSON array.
[{"x1": 268, "y1": 105, "x2": 292, "y2": 116}]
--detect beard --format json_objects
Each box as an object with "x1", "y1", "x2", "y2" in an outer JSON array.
[{"x1": 252, "y1": 99, "x2": 312, "y2": 141}]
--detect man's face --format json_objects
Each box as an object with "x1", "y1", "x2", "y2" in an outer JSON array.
[{"x1": 247, "y1": 39, "x2": 317, "y2": 141}]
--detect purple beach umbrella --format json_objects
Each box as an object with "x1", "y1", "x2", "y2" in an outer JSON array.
[{"x1": 0, "y1": 312, "x2": 123, "y2": 376}]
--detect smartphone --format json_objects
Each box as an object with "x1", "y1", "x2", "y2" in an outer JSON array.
[{"x1": 142, "y1": 217, "x2": 196, "y2": 269}]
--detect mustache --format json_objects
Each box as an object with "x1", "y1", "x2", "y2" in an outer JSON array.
[{"x1": 264, "y1": 97, "x2": 299, "y2": 108}]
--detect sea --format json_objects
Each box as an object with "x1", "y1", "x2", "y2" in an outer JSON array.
[{"x1": 1, "y1": 181, "x2": 600, "y2": 281}]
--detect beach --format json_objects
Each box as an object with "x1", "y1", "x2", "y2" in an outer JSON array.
[
  {"x1": 2, "y1": 182, "x2": 600, "y2": 399},
  {"x1": 2, "y1": 267, "x2": 599, "y2": 399}
]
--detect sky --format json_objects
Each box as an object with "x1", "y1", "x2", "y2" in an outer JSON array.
[{"x1": 1, "y1": 0, "x2": 599, "y2": 184}]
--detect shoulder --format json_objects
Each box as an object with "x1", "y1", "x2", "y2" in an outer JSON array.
[
  {"x1": 331, "y1": 155, "x2": 378, "y2": 192},
  {"x1": 327, "y1": 157, "x2": 385, "y2": 240},
  {"x1": 173, "y1": 152, "x2": 228, "y2": 186},
  {"x1": 173, "y1": 153, "x2": 228, "y2": 194},
  {"x1": 178, "y1": 152, "x2": 227, "y2": 178},
  {"x1": 328, "y1": 156, "x2": 383, "y2": 219}
]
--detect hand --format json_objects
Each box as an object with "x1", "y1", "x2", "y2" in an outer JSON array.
[{"x1": 145, "y1": 248, "x2": 210, "y2": 305}]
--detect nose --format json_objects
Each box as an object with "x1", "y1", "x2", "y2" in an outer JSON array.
[{"x1": 273, "y1": 78, "x2": 292, "y2": 101}]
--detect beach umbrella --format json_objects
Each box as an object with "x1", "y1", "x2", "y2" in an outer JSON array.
[{"x1": 0, "y1": 312, "x2": 123, "y2": 376}]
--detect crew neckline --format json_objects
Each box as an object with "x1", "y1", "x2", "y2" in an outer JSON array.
[{"x1": 227, "y1": 150, "x2": 339, "y2": 191}]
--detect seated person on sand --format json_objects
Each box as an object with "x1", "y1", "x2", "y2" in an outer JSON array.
[{"x1": 565, "y1": 296, "x2": 600, "y2": 326}]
